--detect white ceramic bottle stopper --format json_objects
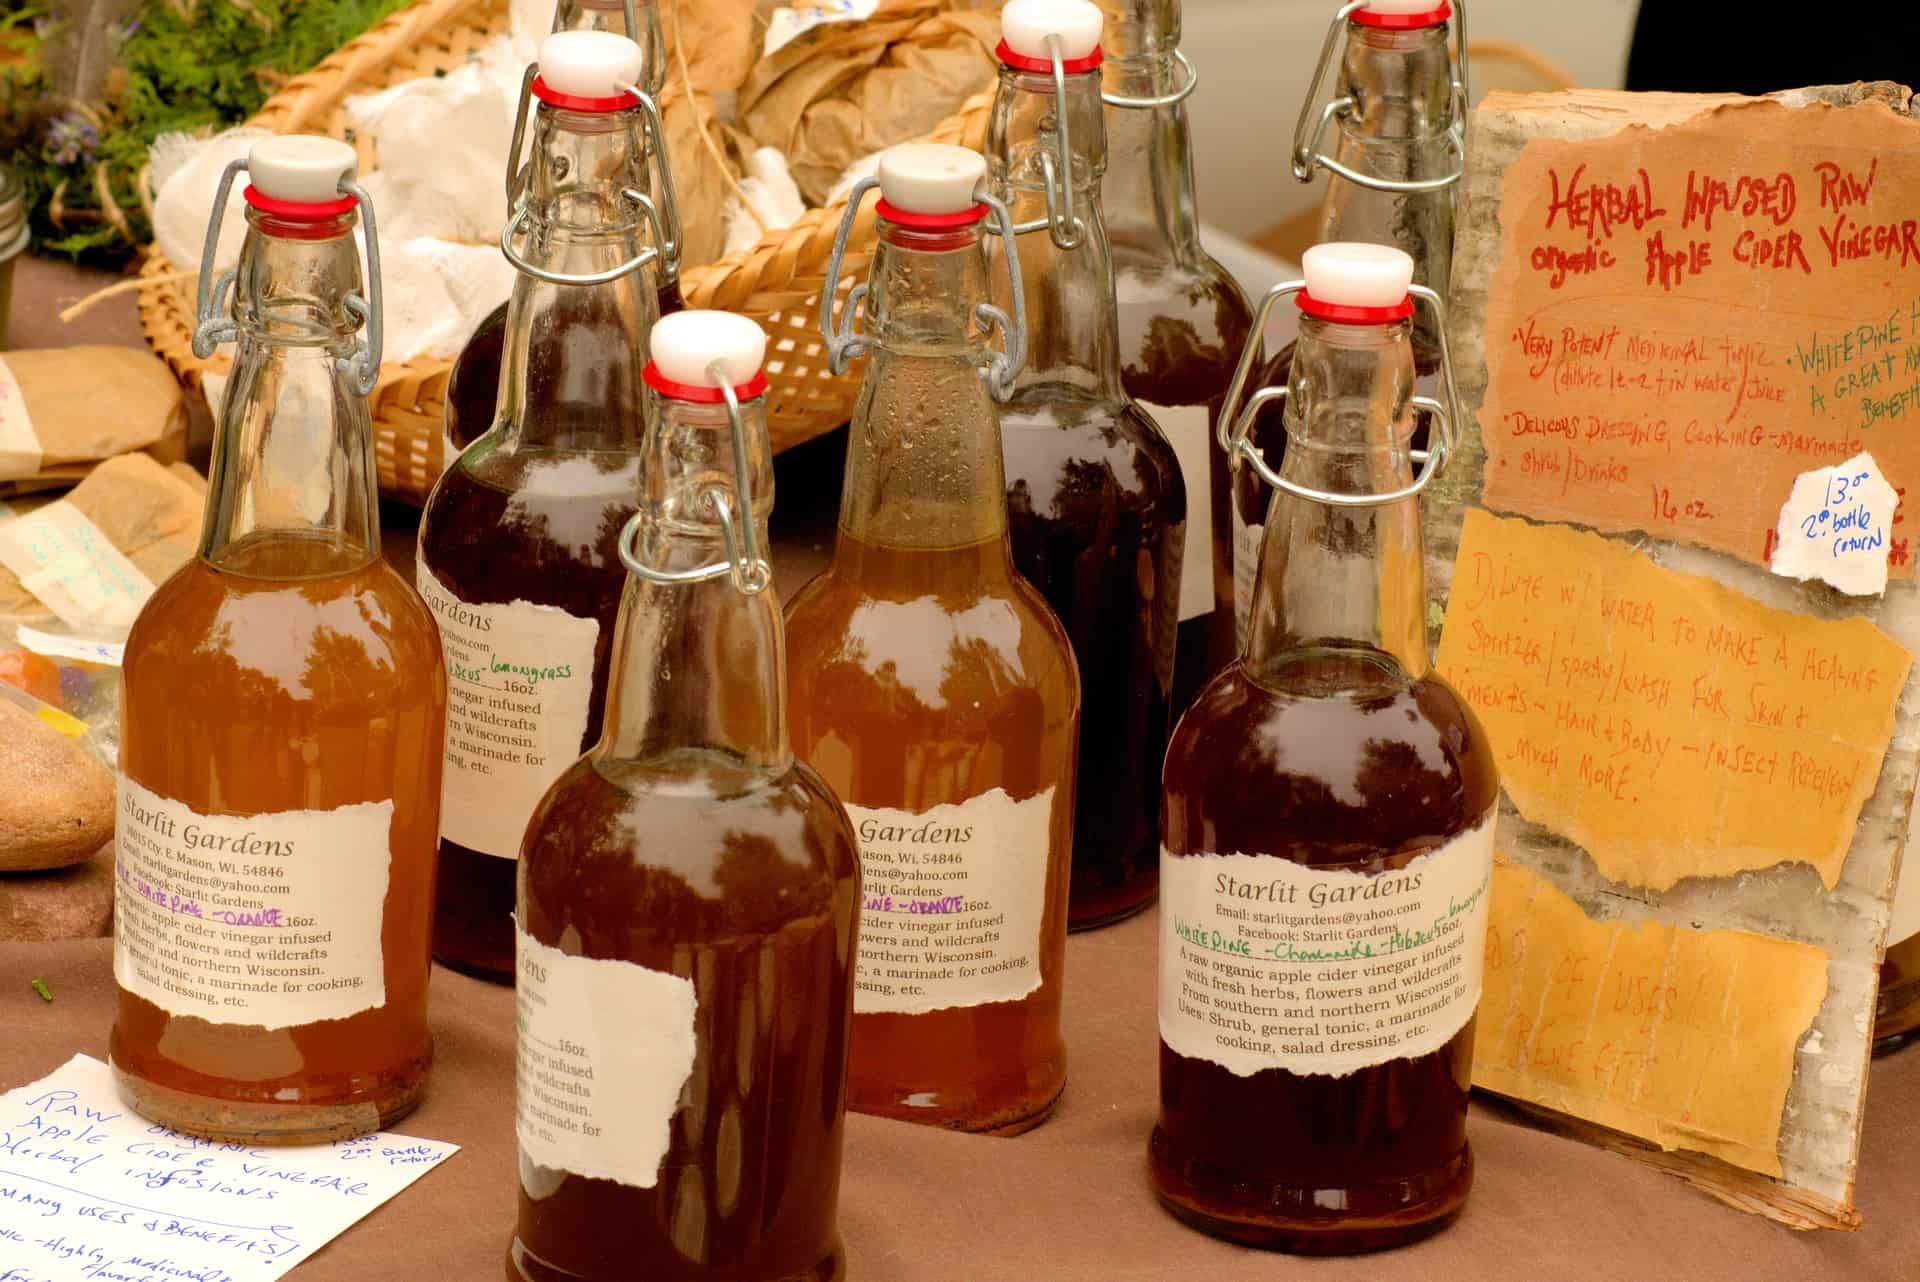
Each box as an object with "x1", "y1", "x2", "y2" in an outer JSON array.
[
  {"x1": 1360, "y1": 0, "x2": 1447, "y2": 14},
  {"x1": 539, "y1": 29, "x2": 646, "y2": 97},
  {"x1": 877, "y1": 143, "x2": 987, "y2": 216},
  {"x1": 1000, "y1": 0, "x2": 1104, "y2": 61},
  {"x1": 650, "y1": 310, "x2": 767, "y2": 391},
  {"x1": 1302, "y1": 242, "x2": 1415, "y2": 309},
  {"x1": 248, "y1": 135, "x2": 357, "y2": 204}
]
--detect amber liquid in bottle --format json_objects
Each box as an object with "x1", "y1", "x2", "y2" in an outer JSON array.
[
  {"x1": 421, "y1": 88, "x2": 661, "y2": 979},
  {"x1": 786, "y1": 212, "x2": 1080, "y2": 1135},
  {"x1": 1103, "y1": 0, "x2": 1257, "y2": 715},
  {"x1": 511, "y1": 378, "x2": 856, "y2": 1282},
  {"x1": 113, "y1": 199, "x2": 445, "y2": 1143},
  {"x1": 993, "y1": 53, "x2": 1182, "y2": 930},
  {"x1": 1152, "y1": 303, "x2": 1495, "y2": 1250}
]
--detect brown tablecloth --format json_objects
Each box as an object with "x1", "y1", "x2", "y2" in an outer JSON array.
[
  {"x1": 8, "y1": 263, "x2": 1918, "y2": 1280},
  {"x1": 2, "y1": 930, "x2": 1916, "y2": 1282}
]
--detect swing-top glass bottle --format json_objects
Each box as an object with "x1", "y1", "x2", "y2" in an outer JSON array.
[
  {"x1": 1153, "y1": 243, "x2": 1496, "y2": 1251},
  {"x1": 443, "y1": 0, "x2": 681, "y2": 462},
  {"x1": 1098, "y1": 0, "x2": 1254, "y2": 713},
  {"x1": 419, "y1": 30, "x2": 674, "y2": 981},
  {"x1": 785, "y1": 143, "x2": 1081, "y2": 1134},
  {"x1": 988, "y1": 0, "x2": 1184, "y2": 929},
  {"x1": 1232, "y1": 0, "x2": 1466, "y2": 647},
  {"x1": 114, "y1": 136, "x2": 445, "y2": 1142},
  {"x1": 510, "y1": 310, "x2": 858, "y2": 1282}
]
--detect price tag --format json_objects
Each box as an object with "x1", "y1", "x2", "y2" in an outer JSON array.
[{"x1": 1769, "y1": 450, "x2": 1898, "y2": 596}]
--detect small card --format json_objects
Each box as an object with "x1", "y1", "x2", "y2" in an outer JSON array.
[
  {"x1": 1770, "y1": 451, "x2": 1899, "y2": 596},
  {"x1": 0, "y1": 1054, "x2": 458, "y2": 1282}
]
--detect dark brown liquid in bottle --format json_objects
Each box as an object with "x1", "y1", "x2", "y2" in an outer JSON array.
[
  {"x1": 1114, "y1": 261, "x2": 1252, "y2": 716},
  {"x1": 1004, "y1": 401, "x2": 1181, "y2": 929},
  {"x1": 444, "y1": 278, "x2": 684, "y2": 460},
  {"x1": 1877, "y1": 934, "x2": 1920, "y2": 1052},
  {"x1": 1153, "y1": 647, "x2": 1498, "y2": 1253},
  {"x1": 510, "y1": 757, "x2": 858, "y2": 1282},
  {"x1": 418, "y1": 452, "x2": 639, "y2": 978}
]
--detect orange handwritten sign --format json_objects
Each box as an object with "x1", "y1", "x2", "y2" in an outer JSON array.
[
  {"x1": 1435, "y1": 510, "x2": 1910, "y2": 891},
  {"x1": 1482, "y1": 100, "x2": 1920, "y2": 571},
  {"x1": 1475, "y1": 859, "x2": 1829, "y2": 1178}
]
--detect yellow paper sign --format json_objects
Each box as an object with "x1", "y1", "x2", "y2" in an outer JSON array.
[
  {"x1": 1480, "y1": 99, "x2": 1920, "y2": 572},
  {"x1": 1435, "y1": 509, "x2": 1909, "y2": 890},
  {"x1": 1476, "y1": 860, "x2": 1829, "y2": 1177}
]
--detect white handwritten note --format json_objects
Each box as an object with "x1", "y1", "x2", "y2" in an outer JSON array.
[
  {"x1": 1770, "y1": 450, "x2": 1899, "y2": 596},
  {"x1": 0, "y1": 1055, "x2": 457, "y2": 1282},
  {"x1": 0, "y1": 502, "x2": 156, "y2": 633}
]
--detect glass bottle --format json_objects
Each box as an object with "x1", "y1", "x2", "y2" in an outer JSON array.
[
  {"x1": 418, "y1": 31, "x2": 665, "y2": 981},
  {"x1": 510, "y1": 311, "x2": 857, "y2": 1282},
  {"x1": 1231, "y1": 0, "x2": 1464, "y2": 647},
  {"x1": 1099, "y1": 0, "x2": 1254, "y2": 716},
  {"x1": 1878, "y1": 934, "x2": 1920, "y2": 1052},
  {"x1": 989, "y1": 0, "x2": 1183, "y2": 930},
  {"x1": 1152, "y1": 243, "x2": 1496, "y2": 1251},
  {"x1": 113, "y1": 137, "x2": 445, "y2": 1142},
  {"x1": 443, "y1": 0, "x2": 680, "y2": 463},
  {"x1": 785, "y1": 142, "x2": 1081, "y2": 1135},
  {"x1": 1875, "y1": 836, "x2": 1920, "y2": 1051}
]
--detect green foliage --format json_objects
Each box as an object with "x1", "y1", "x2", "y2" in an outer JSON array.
[{"x1": 1, "y1": 0, "x2": 411, "y2": 263}]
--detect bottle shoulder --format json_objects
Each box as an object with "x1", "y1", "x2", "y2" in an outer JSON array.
[
  {"x1": 784, "y1": 562, "x2": 1081, "y2": 714},
  {"x1": 1000, "y1": 399, "x2": 1186, "y2": 511},
  {"x1": 1165, "y1": 662, "x2": 1497, "y2": 862},
  {"x1": 126, "y1": 555, "x2": 445, "y2": 709},
  {"x1": 520, "y1": 755, "x2": 859, "y2": 941},
  {"x1": 417, "y1": 452, "x2": 638, "y2": 607}
]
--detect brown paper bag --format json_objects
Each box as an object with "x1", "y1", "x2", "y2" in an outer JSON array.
[
  {"x1": 0, "y1": 453, "x2": 204, "y2": 623},
  {"x1": 0, "y1": 347, "x2": 189, "y2": 497},
  {"x1": 737, "y1": 3, "x2": 1000, "y2": 204}
]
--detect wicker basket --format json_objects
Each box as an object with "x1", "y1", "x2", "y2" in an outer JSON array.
[{"x1": 136, "y1": 0, "x2": 991, "y2": 503}]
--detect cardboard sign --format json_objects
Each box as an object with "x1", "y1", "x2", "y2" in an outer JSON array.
[
  {"x1": 1437, "y1": 83, "x2": 1920, "y2": 1231},
  {"x1": 1479, "y1": 97, "x2": 1920, "y2": 581}
]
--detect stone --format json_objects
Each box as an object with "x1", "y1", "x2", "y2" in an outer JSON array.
[
  {"x1": 0, "y1": 697, "x2": 114, "y2": 870},
  {"x1": 0, "y1": 840, "x2": 113, "y2": 941}
]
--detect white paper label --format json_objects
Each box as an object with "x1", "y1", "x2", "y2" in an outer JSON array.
[
  {"x1": 0, "y1": 499, "x2": 156, "y2": 631},
  {"x1": 17, "y1": 623, "x2": 124, "y2": 666},
  {"x1": 1159, "y1": 813, "x2": 1495, "y2": 1078},
  {"x1": 416, "y1": 562, "x2": 601, "y2": 858},
  {"x1": 1140, "y1": 401, "x2": 1215, "y2": 623},
  {"x1": 1769, "y1": 450, "x2": 1898, "y2": 597},
  {"x1": 0, "y1": 355, "x2": 41, "y2": 480},
  {"x1": 1230, "y1": 502, "x2": 1263, "y2": 651},
  {"x1": 113, "y1": 776, "x2": 393, "y2": 1029},
  {"x1": 0, "y1": 1054, "x2": 459, "y2": 1282},
  {"x1": 515, "y1": 927, "x2": 697, "y2": 1189},
  {"x1": 847, "y1": 787, "x2": 1055, "y2": 1016},
  {"x1": 763, "y1": 0, "x2": 879, "y2": 55}
]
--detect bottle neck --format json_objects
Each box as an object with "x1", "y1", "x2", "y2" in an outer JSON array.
[
  {"x1": 988, "y1": 64, "x2": 1125, "y2": 398},
  {"x1": 836, "y1": 220, "x2": 1013, "y2": 558},
  {"x1": 201, "y1": 207, "x2": 380, "y2": 576},
  {"x1": 601, "y1": 393, "x2": 787, "y2": 769},
  {"x1": 1246, "y1": 315, "x2": 1428, "y2": 681},
  {"x1": 1318, "y1": 22, "x2": 1456, "y2": 354},
  {"x1": 1099, "y1": 0, "x2": 1202, "y2": 265},
  {"x1": 495, "y1": 104, "x2": 659, "y2": 453}
]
